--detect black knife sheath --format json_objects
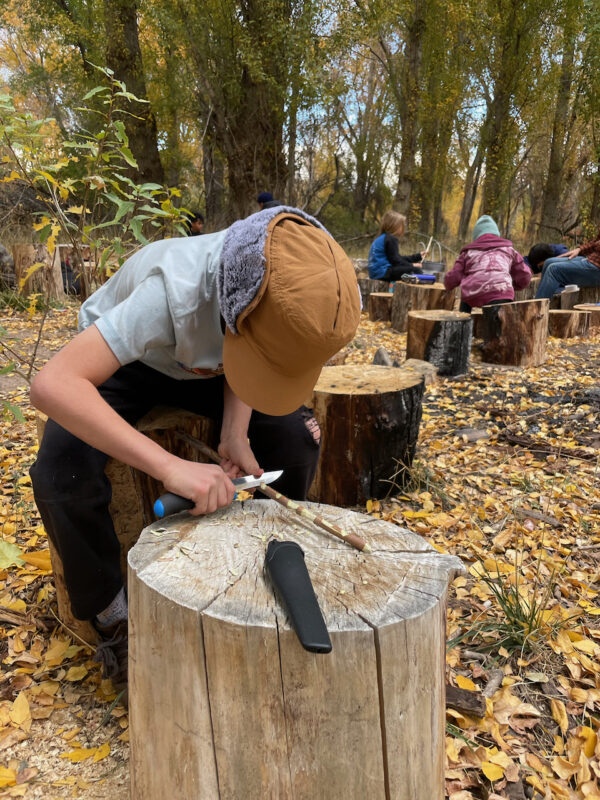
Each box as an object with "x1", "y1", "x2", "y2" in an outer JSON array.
[{"x1": 265, "y1": 540, "x2": 332, "y2": 654}]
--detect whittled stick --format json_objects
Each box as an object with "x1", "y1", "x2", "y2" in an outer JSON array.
[
  {"x1": 173, "y1": 431, "x2": 370, "y2": 553},
  {"x1": 259, "y1": 483, "x2": 370, "y2": 553}
]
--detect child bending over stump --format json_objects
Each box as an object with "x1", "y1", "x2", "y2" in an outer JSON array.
[
  {"x1": 368, "y1": 210, "x2": 429, "y2": 281},
  {"x1": 29, "y1": 208, "x2": 361, "y2": 697},
  {"x1": 444, "y1": 215, "x2": 531, "y2": 312}
]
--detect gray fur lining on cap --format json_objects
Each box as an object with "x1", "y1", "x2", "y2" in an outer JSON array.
[{"x1": 218, "y1": 205, "x2": 329, "y2": 334}]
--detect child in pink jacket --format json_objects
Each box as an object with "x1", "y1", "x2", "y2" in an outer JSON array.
[{"x1": 445, "y1": 216, "x2": 532, "y2": 312}]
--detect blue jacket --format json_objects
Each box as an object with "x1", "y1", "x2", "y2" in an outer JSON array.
[{"x1": 368, "y1": 234, "x2": 389, "y2": 279}]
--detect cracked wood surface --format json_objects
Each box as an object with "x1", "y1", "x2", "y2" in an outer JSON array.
[{"x1": 129, "y1": 500, "x2": 464, "y2": 800}]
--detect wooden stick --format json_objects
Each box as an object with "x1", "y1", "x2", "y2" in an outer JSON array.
[
  {"x1": 258, "y1": 483, "x2": 370, "y2": 553},
  {"x1": 173, "y1": 431, "x2": 370, "y2": 553}
]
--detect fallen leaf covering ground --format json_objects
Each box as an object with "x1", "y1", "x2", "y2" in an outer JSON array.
[{"x1": 0, "y1": 305, "x2": 599, "y2": 799}]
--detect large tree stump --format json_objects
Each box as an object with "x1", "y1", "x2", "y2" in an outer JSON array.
[
  {"x1": 514, "y1": 275, "x2": 540, "y2": 302},
  {"x1": 574, "y1": 304, "x2": 600, "y2": 332},
  {"x1": 480, "y1": 299, "x2": 549, "y2": 366},
  {"x1": 308, "y1": 365, "x2": 423, "y2": 505},
  {"x1": 368, "y1": 291, "x2": 393, "y2": 322},
  {"x1": 36, "y1": 407, "x2": 218, "y2": 642},
  {"x1": 128, "y1": 500, "x2": 464, "y2": 800},
  {"x1": 548, "y1": 309, "x2": 590, "y2": 338},
  {"x1": 391, "y1": 282, "x2": 455, "y2": 333},
  {"x1": 358, "y1": 277, "x2": 389, "y2": 308},
  {"x1": 11, "y1": 244, "x2": 65, "y2": 298},
  {"x1": 406, "y1": 309, "x2": 472, "y2": 376}
]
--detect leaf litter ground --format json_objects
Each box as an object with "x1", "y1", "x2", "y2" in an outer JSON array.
[{"x1": 0, "y1": 306, "x2": 599, "y2": 799}]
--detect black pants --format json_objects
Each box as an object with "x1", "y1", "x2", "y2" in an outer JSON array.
[
  {"x1": 30, "y1": 362, "x2": 320, "y2": 620},
  {"x1": 459, "y1": 298, "x2": 512, "y2": 313},
  {"x1": 384, "y1": 265, "x2": 422, "y2": 281}
]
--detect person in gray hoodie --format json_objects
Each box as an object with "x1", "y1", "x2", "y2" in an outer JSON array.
[{"x1": 444, "y1": 216, "x2": 532, "y2": 312}]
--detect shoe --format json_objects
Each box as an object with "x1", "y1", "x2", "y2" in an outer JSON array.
[{"x1": 93, "y1": 619, "x2": 128, "y2": 706}]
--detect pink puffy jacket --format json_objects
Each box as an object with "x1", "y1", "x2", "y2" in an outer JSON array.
[{"x1": 444, "y1": 234, "x2": 532, "y2": 308}]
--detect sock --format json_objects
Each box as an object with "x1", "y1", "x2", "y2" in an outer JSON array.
[{"x1": 95, "y1": 587, "x2": 128, "y2": 627}]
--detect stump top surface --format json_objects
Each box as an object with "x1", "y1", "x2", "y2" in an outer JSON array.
[
  {"x1": 314, "y1": 364, "x2": 423, "y2": 394},
  {"x1": 574, "y1": 304, "x2": 600, "y2": 310},
  {"x1": 369, "y1": 292, "x2": 394, "y2": 298},
  {"x1": 129, "y1": 500, "x2": 463, "y2": 632},
  {"x1": 394, "y1": 281, "x2": 446, "y2": 291},
  {"x1": 407, "y1": 309, "x2": 470, "y2": 321}
]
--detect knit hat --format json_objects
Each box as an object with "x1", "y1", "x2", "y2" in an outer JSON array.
[
  {"x1": 220, "y1": 210, "x2": 361, "y2": 416},
  {"x1": 472, "y1": 215, "x2": 500, "y2": 239},
  {"x1": 257, "y1": 191, "x2": 274, "y2": 204}
]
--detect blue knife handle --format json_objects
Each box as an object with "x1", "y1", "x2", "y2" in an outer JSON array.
[
  {"x1": 154, "y1": 493, "x2": 194, "y2": 518},
  {"x1": 154, "y1": 490, "x2": 239, "y2": 518}
]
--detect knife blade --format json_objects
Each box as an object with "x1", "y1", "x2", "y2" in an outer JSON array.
[{"x1": 153, "y1": 470, "x2": 283, "y2": 518}]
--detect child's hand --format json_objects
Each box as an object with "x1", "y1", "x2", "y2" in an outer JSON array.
[
  {"x1": 218, "y1": 436, "x2": 263, "y2": 481},
  {"x1": 565, "y1": 247, "x2": 581, "y2": 259},
  {"x1": 161, "y1": 459, "x2": 235, "y2": 515}
]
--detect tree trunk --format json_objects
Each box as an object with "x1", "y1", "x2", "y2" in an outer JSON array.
[
  {"x1": 308, "y1": 365, "x2": 424, "y2": 505},
  {"x1": 406, "y1": 310, "x2": 472, "y2": 376},
  {"x1": 128, "y1": 500, "x2": 464, "y2": 800},
  {"x1": 103, "y1": 0, "x2": 164, "y2": 185},
  {"x1": 391, "y1": 282, "x2": 456, "y2": 333},
  {"x1": 539, "y1": 14, "x2": 576, "y2": 237},
  {"x1": 458, "y1": 140, "x2": 484, "y2": 241},
  {"x1": 481, "y1": 299, "x2": 549, "y2": 366}
]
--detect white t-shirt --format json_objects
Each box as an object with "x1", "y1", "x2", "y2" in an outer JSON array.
[{"x1": 78, "y1": 231, "x2": 228, "y2": 380}]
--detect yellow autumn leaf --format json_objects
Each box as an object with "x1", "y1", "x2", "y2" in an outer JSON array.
[
  {"x1": 21, "y1": 550, "x2": 52, "y2": 571},
  {"x1": 65, "y1": 665, "x2": 88, "y2": 682},
  {"x1": 571, "y1": 638, "x2": 598, "y2": 655},
  {"x1": 456, "y1": 675, "x2": 477, "y2": 691},
  {"x1": 44, "y1": 639, "x2": 70, "y2": 666},
  {"x1": 93, "y1": 742, "x2": 110, "y2": 762},
  {"x1": 60, "y1": 747, "x2": 97, "y2": 763},
  {"x1": 550, "y1": 698, "x2": 569, "y2": 734},
  {"x1": 0, "y1": 767, "x2": 17, "y2": 789},
  {"x1": 481, "y1": 761, "x2": 504, "y2": 781},
  {"x1": 9, "y1": 692, "x2": 31, "y2": 728}
]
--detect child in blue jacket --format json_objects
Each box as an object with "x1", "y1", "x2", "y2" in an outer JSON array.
[{"x1": 368, "y1": 211, "x2": 426, "y2": 280}]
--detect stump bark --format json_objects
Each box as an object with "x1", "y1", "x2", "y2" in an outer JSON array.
[
  {"x1": 548, "y1": 309, "x2": 590, "y2": 338},
  {"x1": 574, "y1": 304, "x2": 600, "y2": 332},
  {"x1": 36, "y1": 407, "x2": 218, "y2": 642},
  {"x1": 357, "y1": 277, "x2": 389, "y2": 308},
  {"x1": 481, "y1": 299, "x2": 549, "y2": 366},
  {"x1": 128, "y1": 500, "x2": 464, "y2": 800},
  {"x1": 550, "y1": 289, "x2": 580, "y2": 310},
  {"x1": 308, "y1": 365, "x2": 423, "y2": 505},
  {"x1": 514, "y1": 275, "x2": 540, "y2": 302},
  {"x1": 406, "y1": 310, "x2": 472, "y2": 376},
  {"x1": 391, "y1": 282, "x2": 455, "y2": 333},
  {"x1": 471, "y1": 308, "x2": 483, "y2": 338},
  {"x1": 579, "y1": 286, "x2": 600, "y2": 304},
  {"x1": 368, "y1": 291, "x2": 393, "y2": 322}
]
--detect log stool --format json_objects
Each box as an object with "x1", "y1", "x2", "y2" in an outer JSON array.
[
  {"x1": 308, "y1": 365, "x2": 424, "y2": 505},
  {"x1": 579, "y1": 286, "x2": 600, "y2": 304},
  {"x1": 391, "y1": 282, "x2": 455, "y2": 333},
  {"x1": 128, "y1": 500, "x2": 464, "y2": 800},
  {"x1": 480, "y1": 299, "x2": 549, "y2": 367},
  {"x1": 36, "y1": 407, "x2": 218, "y2": 642},
  {"x1": 574, "y1": 304, "x2": 600, "y2": 332},
  {"x1": 550, "y1": 288, "x2": 580, "y2": 310},
  {"x1": 368, "y1": 291, "x2": 393, "y2": 322},
  {"x1": 548, "y1": 309, "x2": 591, "y2": 338},
  {"x1": 357, "y1": 277, "x2": 389, "y2": 308},
  {"x1": 514, "y1": 275, "x2": 541, "y2": 302},
  {"x1": 406, "y1": 309, "x2": 472, "y2": 376}
]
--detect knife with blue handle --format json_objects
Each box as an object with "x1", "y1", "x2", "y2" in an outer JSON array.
[{"x1": 153, "y1": 470, "x2": 283, "y2": 518}]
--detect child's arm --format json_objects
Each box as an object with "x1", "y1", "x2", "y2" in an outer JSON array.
[
  {"x1": 30, "y1": 325, "x2": 236, "y2": 515},
  {"x1": 444, "y1": 253, "x2": 465, "y2": 290},
  {"x1": 218, "y1": 381, "x2": 263, "y2": 479},
  {"x1": 510, "y1": 250, "x2": 532, "y2": 290}
]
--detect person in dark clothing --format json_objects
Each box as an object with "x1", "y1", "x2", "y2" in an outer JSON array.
[
  {"x1": 368, "y1": 210, "x2": 427, "y2": 281},
  {"x1": 257, "y1": 192, "x2": 281, "y2": 210},
  {"x1": 525, "y1": 242, "x2": 568, "y2": 274},
  {"x1": 184, "y1": 211, "x2": 205, "y2": 236}
]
